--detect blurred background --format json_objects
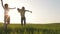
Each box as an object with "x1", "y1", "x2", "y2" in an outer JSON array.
[{"x1": 0, "y1": 0, "x2": 60, "y2": 24}]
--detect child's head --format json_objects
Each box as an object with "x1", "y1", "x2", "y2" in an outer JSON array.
[
  {"x1": 4, "y1": 3, "x2": 8, "y2": 8},
  {"x1": 22, "y1": 7, "x2": 25, "y2": 10}
]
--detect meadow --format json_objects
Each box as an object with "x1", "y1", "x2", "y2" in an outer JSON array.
[{"x1": 0, "y1": 23, "x2": 60, "y2": 34}]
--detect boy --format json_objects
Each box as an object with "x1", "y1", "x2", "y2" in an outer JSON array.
[{"x1": 17, "y1": 7, "x2": 32, "y2": 25}]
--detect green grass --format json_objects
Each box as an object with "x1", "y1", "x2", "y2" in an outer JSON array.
[
  {"x1": 0, "y1": 23, "x2": 60, "y2": 34},
  {"x1": 7, "y1": 23, "x2": 60, "y2": 30}
]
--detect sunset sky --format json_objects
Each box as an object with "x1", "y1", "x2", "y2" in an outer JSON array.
[{"x1": 0, "y1": 0, "x2": 60, "y2": 24}]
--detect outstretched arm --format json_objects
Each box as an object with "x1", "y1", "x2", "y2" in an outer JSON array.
[
  {"x1": 25, "y1": 10, "x2": 32, "y2": 13},
  {"x1": 9, "y1": 7, "x2": 16, "y2": 9},
  {"x1": 1, "y1": 0, "x2": 4, "y2": 8}
]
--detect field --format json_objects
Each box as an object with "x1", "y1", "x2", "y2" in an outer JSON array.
[{"x1": 0, "y1": 23, "x2": 60, "y2": 34}]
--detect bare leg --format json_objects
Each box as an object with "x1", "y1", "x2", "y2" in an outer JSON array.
[
  {"x1": 4, "y1": 16, "x2": 7, "y2": 33},
  {"x1": 4, "y1": 17, "x2": 6, "y2": 29},
  {"x1": 7, "y1": 16, "x2": 10, "y2": 24}
]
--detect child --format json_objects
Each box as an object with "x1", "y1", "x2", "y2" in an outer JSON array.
[
  {"x1": 17, "y1": 7, "x2": 32, "y2": 25},
  {"x1": 1, "y1": 0, "x2": 15, "y2": 24}
]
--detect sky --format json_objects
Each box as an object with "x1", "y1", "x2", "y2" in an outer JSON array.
[{"x1": 0, "y1": 0, "x2": 60, "y2": 24}]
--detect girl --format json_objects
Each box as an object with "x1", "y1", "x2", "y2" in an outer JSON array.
[{"x1": 1, "y1": 0, "x2": 15, "y2": 24}]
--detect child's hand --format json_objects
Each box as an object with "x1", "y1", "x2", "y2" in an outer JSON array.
[
  {"x1": 31, "y1": 12, "x2": 32, "y2": 13},
  {"x1": 30, "y1": 11, "x2": 32, "y2": 13}
]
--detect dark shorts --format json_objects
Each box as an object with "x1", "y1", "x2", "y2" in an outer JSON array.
[
  {"x1": 21, "y1": 17, "x2": 26, "y2": 24},
  {"x1": 21, "y1": 17, "x2": 25, "y2": 20}
]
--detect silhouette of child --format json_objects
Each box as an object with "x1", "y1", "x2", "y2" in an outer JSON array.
[
  {"x1": 1, "y1": 0, "x2": 15, "y2": 24},
  {"x1": 17, "y1": 7, "x2": 32, "y2": 25}
]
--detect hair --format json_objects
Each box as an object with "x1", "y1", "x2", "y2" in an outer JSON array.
[
  {"x1": 22, "y1": 7, "x2": 25, "y2": 10},
  {"x1": 4, "y1": 3, "x2": 8, "y2": 8}
]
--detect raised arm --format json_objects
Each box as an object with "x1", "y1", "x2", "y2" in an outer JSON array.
[
  {"x1": 1, "y1": 0, "x2": 4, "y2": 8},
  {"x1": 25, "y1": 10, "x2": 32, "y2": 13},
  {"x1": 17, "y1": 8, "x2": 21, "y2": 13}
]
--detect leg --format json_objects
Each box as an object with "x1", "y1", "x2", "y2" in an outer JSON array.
[
  {"x1": 21, "y1": 17, "x2": 23, "y2": 25},
  {"x1": 4, "y1": 16, "x2": 7, "y2": 31},
  {"x1": 4, "y1": 16, "x2": 6, "y2": 24},
  {"x1": 24, "y1": 17, "x2": 26, "y2": 25},
  {"x1": 7, "y1": 16, "x2": 10, "y2": 24}
]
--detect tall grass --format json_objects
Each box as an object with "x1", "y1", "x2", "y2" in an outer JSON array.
[{"x1": 0, "y1": 23, "x2": 60, "y2": 34}]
